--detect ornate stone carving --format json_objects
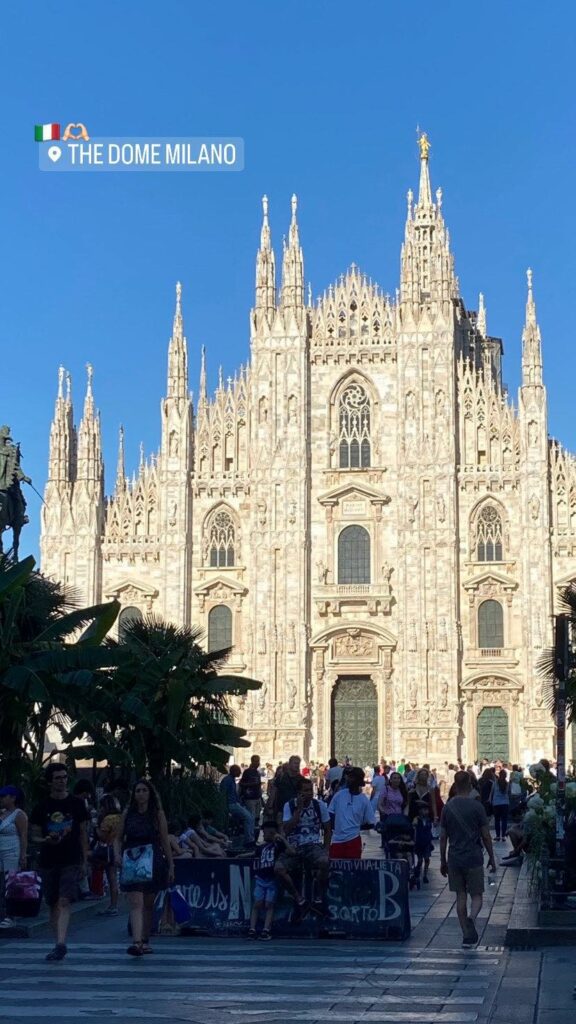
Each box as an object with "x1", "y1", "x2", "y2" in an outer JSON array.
[
  {"x1": 333, "y1": 629, "x2": 374, "y2": 659},
  {"x1": 257, "y1": 623, "x2": 267, "y2": 655}
]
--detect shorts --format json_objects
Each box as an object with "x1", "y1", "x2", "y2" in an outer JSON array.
[
  {"x1": 329, "y1": 836, "x2": 362, "y2": 859},
  {"x1": 40, "y1": 864, "x2": 83, "y2": 907},
  {"x1": 277, "y1": 844, "x2": 328, "y2": 873},
  {"x1": 447, "y1": 863, "x2": 484, "y2": 896},
  {"x1": 253, "y1": 877, "x2": 277, "y2": 904}
]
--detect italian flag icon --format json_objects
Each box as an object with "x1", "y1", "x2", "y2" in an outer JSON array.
[{"x1": 34, "y1": 123, "x2": 60, "y2": 142}]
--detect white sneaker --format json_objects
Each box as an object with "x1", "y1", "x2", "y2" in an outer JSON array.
[{"x1": 0, "y1": 918, "x2": 15, "y2": 928}]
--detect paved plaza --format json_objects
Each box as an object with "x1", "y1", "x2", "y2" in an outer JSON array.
[{"x1": 1, "y1": 853, "x2": 574, "y2": 1024}]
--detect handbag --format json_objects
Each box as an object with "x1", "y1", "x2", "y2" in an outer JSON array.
[
  {"x1": 120, "y1": 844, "x2": 154, "y2": 885},
  {"x1": 91, "y1": 840, "x2": 114, "y2": 865},
  {"x1": 5, "y1": 870, "x2": 43, "y2": 918}
]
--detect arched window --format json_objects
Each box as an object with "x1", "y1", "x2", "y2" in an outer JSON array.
[
  {"x1": 118, "y1": 605, "x2": 143, "y2": 641},
  {"x1": 338, "y1": 525, "x2": 370, "y2": 584},
  {"x1": 478, "y1": 600, "x2": 504, "y2": 649},
  {"x1": 208, "y1": 509, "x2": 235, "y2": 567},
  {"x1": 338, "y1": 382, "x2": 371, "y2": 468},
  {"x1": 475, "y1": 505, "x2": 503, "y2": 561},
  {"x1": 208, "y1": 605, "x2": 233, "y2": 653}
]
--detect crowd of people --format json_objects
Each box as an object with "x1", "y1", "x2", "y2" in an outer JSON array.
[{"x1": 0, "y1": 751, "x2": 564, "y2": 957}]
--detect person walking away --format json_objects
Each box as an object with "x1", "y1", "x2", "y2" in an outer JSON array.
[
  {"x1": 377, "y1": 772, "x2": 408, "y2": 847},
  {"x1": 276, "y1": 777, "x2": 331, "y2": 909},
  {"x1": 219, "y1": 765, "x2": 255, "y2": 848},
  {"x1": 0, "y1": 785, "x2": 28, "y2": 927},
  {"x1": 411, "y1": 799, "x2": 434, "y2": 886},
  {"x1": 239, "y1": 755, "x2": 263, "y2": 840},
  {"x1": 94, "y1": 793, "x2": 122, "y2": 917},
  {"x1": 115, "y1": 779, "x2": 174, "y2": 957},
  {"x1": 370, "y1": 766, "x2": 388, "y2": 814},
  {"x1": 491, "y1": 770, "x2": 510, "y2": 842},
  {"x1": 30, "y1": 764, "x2": 90, "y2": 961},
  {"x1": 325, "y1": 758, "x2": 344, "y2": 803},
  {"x1": 329, "y1": 767, "x2": 375, "y2": 859},
  {"x1": 271, "y1": 756, "x2": 303, "y2": 825},
  {"x1": 440, "y1": 770, "x2": 496, "y2": 947},
  {"x1": 479, "y1": 767, "x2": 495, "y2": 817},
  {"x1": 248, "y1": 820, "x2": 297, "y2": 940}
]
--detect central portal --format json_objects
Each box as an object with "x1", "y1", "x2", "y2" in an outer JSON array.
[{"x1": 331, "y1": 676, "x2": 378, "y2": 766}]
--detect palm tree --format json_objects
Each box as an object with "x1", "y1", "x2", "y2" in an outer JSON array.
[
  {"x1": 0, "y1": 554, "x2": 121, "y2": 784},
  {"x1": 66, "y1": 615, "x2": 262, "y2": 779},
  {"x1": 538, "y1": 583, "x2": 576, "y2": 724}
]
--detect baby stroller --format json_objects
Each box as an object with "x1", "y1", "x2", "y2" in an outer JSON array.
[{"x1": 379, "y1": 813, "x2": 415, "y2": 874}]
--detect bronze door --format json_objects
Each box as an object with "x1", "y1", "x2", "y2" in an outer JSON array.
[
  {"x1": 332, "y1": 677, "x2": 378, "y2": 766},
  {"x1": 476, "y1": 706, "x2": 509, "y2": 762}
]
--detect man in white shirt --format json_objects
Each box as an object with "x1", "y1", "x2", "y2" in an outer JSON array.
[{"x1": 329, "y1": 767, "x2": 375, "y2": 859}]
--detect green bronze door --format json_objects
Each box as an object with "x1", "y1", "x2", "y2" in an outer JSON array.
[
  {"x1": 332, "y1": 677, "x2": 378, "y2": 766},
  {"x1": 476, "y1": 706, "x2": 509, "y2": 762}
]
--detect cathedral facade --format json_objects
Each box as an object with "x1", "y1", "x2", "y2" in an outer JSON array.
[{"x1": 41, "y1": 142, "x2": 575, "y2": 767}]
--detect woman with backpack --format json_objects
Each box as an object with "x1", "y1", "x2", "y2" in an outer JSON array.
[{"x1": 490, "y1": 769, "x2": 510, "y2": 842}]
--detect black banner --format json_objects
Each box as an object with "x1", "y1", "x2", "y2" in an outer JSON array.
[{"x1": 154, "y1": 857, "x2": 410, "y2": 939}]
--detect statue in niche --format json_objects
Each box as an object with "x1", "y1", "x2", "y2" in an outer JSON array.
[
  {"x1": 435, "y1": 389, "x2": 447, "y2": 420},
  {"x1": 438, "y1": 677, "x2": 448, "y2": 709},
  {"x1": 407, "y1": 494, "x2": 418, "y2": 524},
  {"x1": 257, "y1": 500, "x2": 267, "y2": 527},
  {"x1": 528, "y1": 421, "x2": 538, "y2": 447},
  {"x1": 529, "y1": 495, "x2": 540, "y2": 522},
  {"x1": 288, "y1": 500, "x2": 297, "y2": 524},
  {"x1": 168, "y1": 501, "x2": 177, "y2": 527},
  {"x1": 405, "y1": 391, "x2": 416, "y2": 420},
  {"x1": 286, "y1": 680, "x2": 297, "y2": 710},
  {"x1": 316, "y1": 559, "x2": 329, "y2": 584},
  {"x1": 408, "y1": 678, "x2": 418, "y2": 709},
  {"x1": 169, "y1": 431, "x2": 179, "y2": 457},
  {"x1": 257, "y1": 683, "x2": 267, "y2": 710},
  {"x1": 257, "y1": 623, "x2": 267, "y2": 655},
  {"x1": 436, "y1": 496, "x2": 446, "y2": 523}
]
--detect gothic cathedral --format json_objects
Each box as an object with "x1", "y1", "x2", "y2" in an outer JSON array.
[{"x1": 41, "y1": 141, "x2": 575, "y2": 767}]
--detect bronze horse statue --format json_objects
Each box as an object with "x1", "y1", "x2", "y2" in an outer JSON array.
[{"x1": 0, "y1": 426, "x2": 30, "y2": 561}]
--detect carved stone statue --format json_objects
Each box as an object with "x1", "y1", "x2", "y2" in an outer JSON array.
[
  {"x1": 0, "y1": 425, "x2": 31, "y2": 559},
  {"x1": 438, "y1": 677, "x2": 448, "y2": 709},
  {"x1": 316, "y1": 559, "x2": 328, "y2": 584},
  {"x1": 408, "y1": 678, "x2": 418, "y2": 709}
]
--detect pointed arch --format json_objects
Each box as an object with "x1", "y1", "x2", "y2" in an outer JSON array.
[
  {"x1": 204, "y1": 503, "x2": 238, "y2": 567},
  {"x1": 331, "y1": 372, "x2": 375, "y2": 470},
  {"x1": 470, "y1": 498, "x2": 505, "y2": 562}
]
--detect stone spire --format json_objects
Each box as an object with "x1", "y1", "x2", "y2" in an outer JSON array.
[
  {"x1": 76, "y1": 363, "x2": 103, "y2": 483},
  {"x1": 167, "y1": 281, "x2": 188, "y2": 401},
  {"x1": 477, "y1": 292, "x2": 487, "y2": 336},
  {"x1": 522, "y1": 268, "x2": 543, "y2": 387},
  {"x1": 47, "y1": 364, "x2": 75, "y2": 482},
  {"x1": 280, "y1": 193, "x2": 304, "y2": 314},
  {"x1": 417, "y1": 131, "x2": 433, "y2": 207},
  {"x1": 115, "y1": 425, "x2": 126, "y2": 494},
  {"x1": 254, "y1": 195, "x2": 276, "y2": 325},
  {"x1": 400, "y1": 134, "x2": 457, "y2": 314}
]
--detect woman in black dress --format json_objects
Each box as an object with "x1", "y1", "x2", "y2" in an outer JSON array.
[{"x1": 115, "y1": 780, "x2": 174, "y2": 957}]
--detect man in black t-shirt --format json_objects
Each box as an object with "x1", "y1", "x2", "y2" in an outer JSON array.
[
  {"x1": 30, "y1": 764, "x2": 89, "y2": 961},
  {"x1": 239, "y1": 754, "x2": 263, "y2": 836}
]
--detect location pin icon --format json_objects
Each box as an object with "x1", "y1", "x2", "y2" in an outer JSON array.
[{"x1": 48, "y1": 145, "x2": 62, "y2": 162}]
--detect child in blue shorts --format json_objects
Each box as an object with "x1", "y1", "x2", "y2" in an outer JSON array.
[{"x1": 248, "y1": 820, "x2": 295, "y2": 940}]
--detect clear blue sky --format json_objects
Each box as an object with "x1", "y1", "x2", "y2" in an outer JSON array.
[{"x1": 1, "y1": 0, "x2": 575, "y2": 559}]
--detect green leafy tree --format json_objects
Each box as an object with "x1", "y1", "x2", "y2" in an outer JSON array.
[
  {"x1": 0, "y1": 554, "x2": 121, "y2": 785},
  {"x1": 65, "y1": 615, "x2": 261, "y2": 779}
]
